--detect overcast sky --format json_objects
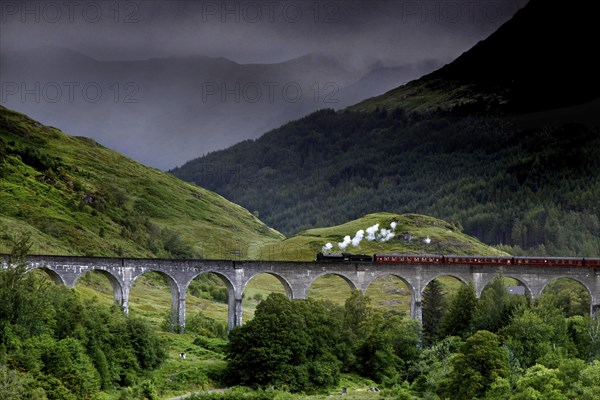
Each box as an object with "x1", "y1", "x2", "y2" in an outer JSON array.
[
  {"x1": 0, "y1": 0, "x2": 528, "y2": 168},
  {"x1": 2, "y1": 0, "x2": 527, "y2": 63}
]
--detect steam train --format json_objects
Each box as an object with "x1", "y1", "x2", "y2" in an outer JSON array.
[{"x1": 316, "y1": 253, "x2": 600, "y2": 267}]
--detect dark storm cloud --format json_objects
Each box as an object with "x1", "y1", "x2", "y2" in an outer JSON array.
[
  {"x1": 0, "y1": 1, "x2": 528, "y2": 169},
  {"x1": 1, "y1": 0, "x2": 526, "y2": 63}
]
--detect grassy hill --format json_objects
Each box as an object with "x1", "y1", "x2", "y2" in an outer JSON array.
[
  {"x1": 260, "y1": 212, "x2": 507, "y2": 262},
  {"x1": 0, "y1": 105, "x2": 283, "y2": 258}
]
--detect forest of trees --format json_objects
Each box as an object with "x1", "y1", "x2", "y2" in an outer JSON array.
[
  {"x1": 211, "y1": 278, "x2": 600, "y2": 399},
  {"x1": 0, "y1": 235, "x2": 168, "y2": 399},
  {"x1": 172, "y1": 108, "x2": 600, "y2": 257}
]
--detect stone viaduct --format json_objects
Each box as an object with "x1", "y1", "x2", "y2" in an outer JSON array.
[{"x1": 2, "y1": 255, "x2": 599, "y2": 332}]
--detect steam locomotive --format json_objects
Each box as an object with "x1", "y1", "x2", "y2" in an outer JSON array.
[{"x1": 316, "y1": 252, "x2": 600, "y2": 267}]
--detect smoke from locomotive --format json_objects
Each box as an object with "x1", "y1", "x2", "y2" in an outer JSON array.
[{"x1": 322, "y1": 221, "x2": 399, "y2": 253}]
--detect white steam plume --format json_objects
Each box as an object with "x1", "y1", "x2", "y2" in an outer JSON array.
[
  {"x1": 366, "y1": 224, "x2": 380, "y2": 241},
  {"x1": 322, "y1": 242, "x2": 333, "y2": 253},
  {"x1": 379, "y1": 228, "x2": 395, "y2": 242},
  {"x1": 324, "y1": 221, "x2": 399, "y2": 252},
  {"x1": 338, "y1": 235, "x2": 352, "y2": 251},
  {"x1": 351, "y1": 230, "x2": 364, "y2": 247}
]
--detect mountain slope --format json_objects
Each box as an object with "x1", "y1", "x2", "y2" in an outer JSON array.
[
  {"x1": 0, "y1": 105, "x2": 283, "y2": 258},
  {"x1": 352, "y1": 0, "x2": 600, "y2": 114},
  {"x1": 172, "y1": 0, "x2": 600, "y2": 256}
]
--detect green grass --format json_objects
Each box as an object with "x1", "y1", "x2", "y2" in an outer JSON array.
[
  {"x1": 260, "y1": 212, "x2": 508, "y2": 262},
  {"x1": 0, "y1": 105, "x2": 283, "y2": 259}
]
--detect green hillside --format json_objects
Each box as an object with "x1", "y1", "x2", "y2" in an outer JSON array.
[
  {"x1": 261, "y1": 212, "x2": 507, "y2": 261},
  {"x1": 0, "y1": 105, "x2": 283, "y2": 258}
]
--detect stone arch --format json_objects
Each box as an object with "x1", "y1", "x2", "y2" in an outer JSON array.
[
  {"x1": 418, "y1": 274, "x2": 473, "y2": 321},
  {"x1": 242, "y1": 271, "x2": 293, "y2": 299},
  {"x1": 422, "y1": 274, "x2": 470, "y2": 295},
  {"x1": 363, "y1": 272, "x2": 416, "y2": 295},
  {"x1": 305, "y1": 272, "x2": 358, "y2": 307},
  {"x1": 26, "y1": 266, "x2": 65, "y2": 286},
  {"x1": 477, "y1": 274, "x2": 534, "y2": 302},
  {"x1": 307, "y1": 272, "x2": 357, "y2": 293},
  {"x1": 364, "y1": 273, "x2": 415, "y2": 316},
  {"x1": 540, "y1": 276, "x2": 593, "y2": 316},
  {"x1": 130, "y1": 269, "x2": 180, "y2": 295},
  {"x1": 72, "y1": 268, "x2": 125, "y2": 306},
  {"x1": 186, "y1": 270, "x2": 236, "y2": 307},
  {"x1": 187, "y1": 270, "x2": 238, "y2": 332},
  {"x1": 188, "y1": 270, "x2": 236, "y2": 295},
  {"x1": 130, "y1": 269, "x2": 182, "y2": 330},
  {"x1": 540, "y1": 276, "x2": 592, "y2": 299}
]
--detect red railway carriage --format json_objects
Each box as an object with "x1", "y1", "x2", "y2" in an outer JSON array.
[
  {"x1": 444, "y1": 255, "x2": 512, "y2": 265},
  {"x1": 513, "y1": 257, "x2": 584, "y2": 267},
  {"x1": 317, "y1": 252, "x2": 597, "y2": 267},
  {"x1": 374, "y1": 254, "x2": 443, "y2": 264},
  {"x1": 584, "y1": 258, "x2": 600, "y2": 267}
]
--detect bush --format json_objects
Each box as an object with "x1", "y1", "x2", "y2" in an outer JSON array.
[{"x1": 188, "y1": 314, "x2": 228, "y2": 339}]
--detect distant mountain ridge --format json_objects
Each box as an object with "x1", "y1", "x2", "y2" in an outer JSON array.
[{"x1": 0, "y1": 46, "x2": 436, "y2": 169}]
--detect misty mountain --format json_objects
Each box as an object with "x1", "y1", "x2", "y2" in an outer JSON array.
[
  {"x1": 353, "y1": 0, "x2": 600, "y2": 115},
  {"x1": 0, "y1": 47, "x2": 437, "y2": 169},
  {"x1": 171, "y1": 0, "x2": 600, "y2": 256}
]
